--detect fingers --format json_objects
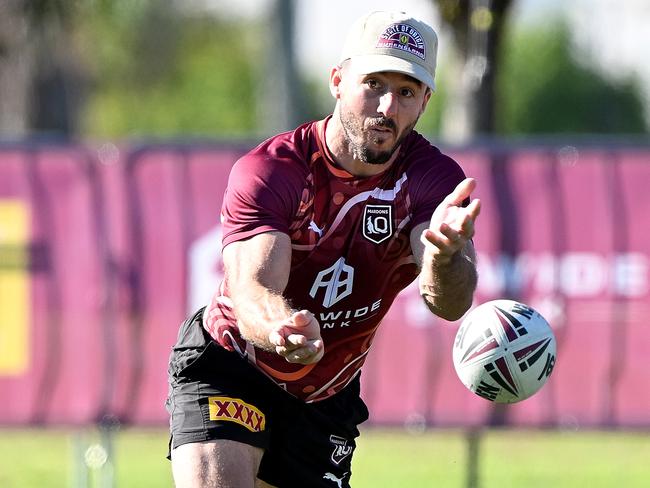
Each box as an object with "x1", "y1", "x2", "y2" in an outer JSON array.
[
  {"x1": 425, "y1": 201, "x2": 479, "y2": 247},
  {"x1": 273, "y1": 334, "x2": 317, "y2": 359},
  {"x1": 270, "y1": 332, "x2": 307, "y2": 352},
  {"x1": 268, "y1": 330, "x2": 285, "y2": 347},
  {"x1": 269, "y1": 310, "x2": 315, "y2": 347},
  {"x1": 430, "y1": 179, "x2": 479, "y2": 241},
  {"x1": 420, "y1": 225, "x2": 462, "y2": 260},
  {"x1": 421, "y1": 202, "x2": 478, "y2": 263},
  {"x1": 285, "y1": 334, "x2": 307, "y2": 347},
  {"x1": 281, "y1": 339, "x2": 324, "y2": 365},
  {"x1": 440, "y1": 222, "x2": 466, "y2": 244},
  {"x1": 443, "y1": 210, "x2": 476, "y2": 241},
  {"x1": 455, "y1": 200, "x2": 480, "y2": 239},
  {"x1": 269, "y1": 309, "x2": 324, "y2": 364},
  {"x1": 466, "y1": 198, "x2": 481, "y2": 220}
]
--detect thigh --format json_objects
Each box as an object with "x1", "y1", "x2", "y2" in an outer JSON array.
[
  {"x1": 257, "y1": 377, "x2": 369, "y2": 488},
  {"x1": 172, "y1": 439, "x2": 263, "y2": 488}
]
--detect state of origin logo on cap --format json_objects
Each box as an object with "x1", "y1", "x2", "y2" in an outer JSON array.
[{"x1": 340, "y1": 11, "x2": 439, "y2": 90}]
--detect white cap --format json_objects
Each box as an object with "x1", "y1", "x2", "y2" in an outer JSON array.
[{"x1": 340, "y1": 11, "x2": 438, "y2": 90}]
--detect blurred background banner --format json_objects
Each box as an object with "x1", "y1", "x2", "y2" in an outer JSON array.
[
  {"x1": 1, "y1": 0, "x2": 649, "y2": 432},
  {"x1": 0, "y1": 142, "x2": 648, "y2": 428},
  {"x1": 2, "y1": 2, "x2": 649, "y2": 486}
]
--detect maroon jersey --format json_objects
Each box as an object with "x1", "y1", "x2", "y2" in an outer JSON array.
[{"x1": 204, "y1": 117, "x2": 466, "y2": 402}]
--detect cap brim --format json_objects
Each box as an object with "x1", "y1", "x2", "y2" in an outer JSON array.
[{"x1": 347, "y1": 54, "x2": 436, "y2": 91}]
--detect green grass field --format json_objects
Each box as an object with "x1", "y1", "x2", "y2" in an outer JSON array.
[{"x1": 0, "y1": 427, "x2": 648, "y2": 487}]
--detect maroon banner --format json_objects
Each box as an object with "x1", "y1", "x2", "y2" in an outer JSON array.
[{"x1": 1, "y1": 143, "x2": 648, "y2": 428}]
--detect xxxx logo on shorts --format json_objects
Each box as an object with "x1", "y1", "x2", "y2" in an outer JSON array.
[{"x1": 208, "y1": 396, "x2": 266, "y2": 432}]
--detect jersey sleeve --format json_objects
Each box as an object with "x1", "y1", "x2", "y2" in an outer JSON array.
[
  {"x1": 409, "y1": 150, "x2": 468, "y2": 229},
  {"x1": 221, "y1": 151, "x2": 307, "y2": 248}
]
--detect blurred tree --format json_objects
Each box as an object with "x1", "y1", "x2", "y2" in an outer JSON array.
[
  {"x1": 431, "y1": 0, "x2": 514, "y2": 140},
  {"x1": 0, "y1": 0, "x2": 87, "y2": 138},
  {"x1": 11, "y1": 1, "x2": 640, "y2": 140},
  {"x1": 497, "y1": 22, "x2": 647, "y2": 135},
  {"x1": 80, "y1": 1, "x2": 258, "y2": 139},
  {"x1": 258, "y1": 0, "x2": 307, "y2": 134},
  {"x1": 0, "y1": 1, "x2": 32, "y2": 136},
  {"x1": 425, "y1": 1, "x2": 647, "y2": 138}
]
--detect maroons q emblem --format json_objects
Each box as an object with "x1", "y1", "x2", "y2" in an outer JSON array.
[{"x1": 362, "y1": 204, "x2": 393, "y2": 244}]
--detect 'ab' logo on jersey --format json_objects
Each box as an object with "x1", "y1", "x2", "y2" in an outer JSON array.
[
  {"x1": 310, "y1": 257, "x2": 354, "y2": 308},
  {"x1": 362, "y1": 205, "x2": 393, "y2": 244}
]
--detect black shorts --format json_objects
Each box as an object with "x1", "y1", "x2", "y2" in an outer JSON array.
[{"x1": 166, "y1": 308, "x2": 369, "y2": 488}]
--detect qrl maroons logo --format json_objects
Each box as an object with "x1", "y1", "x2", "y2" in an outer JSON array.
[
  {"x1": 309, "y1": 257, "x2": 354, "y2": 308},
  {"x1": 362, "y1": 205, "x2": 393, "y2": 244}
]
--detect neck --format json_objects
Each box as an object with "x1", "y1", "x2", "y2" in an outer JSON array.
[{"x1": 324, "y1": 110, "x2": 399, "y2": 178}]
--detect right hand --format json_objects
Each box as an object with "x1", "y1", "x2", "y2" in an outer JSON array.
[
  {"x1": 420, "y1": 177, "x2": 481, "y2": 265},
  {"x1": 269, "y1": 310, "x2": 324, "y2": 364}
]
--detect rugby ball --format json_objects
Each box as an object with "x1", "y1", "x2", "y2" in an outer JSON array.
[{"x1": 452, "y1": 300, "x2": 556, "y2": 403}]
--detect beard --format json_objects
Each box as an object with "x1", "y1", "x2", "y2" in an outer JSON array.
[{"x1": 339, "y1": 109, "x2": 417, "y2": 165}]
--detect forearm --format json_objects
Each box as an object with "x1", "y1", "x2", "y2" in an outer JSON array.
[
  {"x1": 222, "y1": 229, "x2": 323, "y2": 364},
  {"x1": 230, "y1": 284, "x2": 294, "y2": 351},
  {"x1": 418, "y1": 247, "x2": 477, "y2": 321},
  {"x1": 222, "y1": 232, "x2": 294, "y2": 352}
]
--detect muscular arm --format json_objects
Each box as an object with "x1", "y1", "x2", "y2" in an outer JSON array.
[
  {"x1": 412, "y1": 227, "x2": 478, "y2": 320},
  {"x1": 411, "y1": 178, "x2": 481, "y2": 321},
  {"x1": 222, "y1": 231, "x2": 323, "y2": 364}
]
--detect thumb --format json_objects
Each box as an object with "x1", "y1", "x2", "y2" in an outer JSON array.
[{"x1": 291, "y1": 310, "x2": 314, "y2": 328}]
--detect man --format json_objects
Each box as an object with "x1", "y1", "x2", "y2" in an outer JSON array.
[{"x1": 167, "y1": 10, "x2": 481, "y2": 488}]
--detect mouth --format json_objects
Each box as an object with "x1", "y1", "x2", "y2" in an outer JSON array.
[
  {"x1": 369, "y1": 128, "x2": 395, "y2": 148},
  {"x1": 368, "y1": 125, "x2": 396, "y2": 142},
  {"x1": 367, "y1": 118, "x2": 397, "y2": 139}
]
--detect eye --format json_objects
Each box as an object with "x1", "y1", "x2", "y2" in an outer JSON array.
[
  {"x1": 400, "y1": 87, "x2": 415, "y2": 98},
  {"x1": 365, "y1": 78, "x2": 380, "y2": 90}
]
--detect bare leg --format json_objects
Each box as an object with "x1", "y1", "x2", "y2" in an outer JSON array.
[{"x1": 171, "y1": 439, "x2": 264, "y2": 488}]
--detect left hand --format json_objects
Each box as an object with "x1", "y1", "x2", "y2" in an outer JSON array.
[
  {"x1": 421, "y1": 178, "x2": 481, "y2": 264},
  {"x1": 268, "y1": 310, "x2": 324, "y2": 365}
]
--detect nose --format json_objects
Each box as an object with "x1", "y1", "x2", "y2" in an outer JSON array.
[{"x1": 377, "y1": 92, "x2": 398, "y2": 118}]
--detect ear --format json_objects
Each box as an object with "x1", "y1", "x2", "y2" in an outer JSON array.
[
  {"x1": 329, "y1": 65, "x2": 343, "y2": 99},
  {"x1": 419, "y1": 87, "x2": 433, "y2": 116}
]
